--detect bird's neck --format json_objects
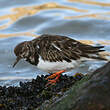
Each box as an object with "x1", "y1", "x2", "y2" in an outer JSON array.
[
  {"x1": 26, "y1": 52, "x2": 39, "y2": 66},
  {"x1": 26, "y1": 42, "x2": 39, "y2": 66}
]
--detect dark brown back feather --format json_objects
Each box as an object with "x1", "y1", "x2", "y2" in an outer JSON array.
[{"x1": 31, "y1": 34, "x2": 105, "y2": 62}]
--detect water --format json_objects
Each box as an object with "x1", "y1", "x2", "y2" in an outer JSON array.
[{"x1": 0, "y1": 0, "x2": 110, "y2": 86}]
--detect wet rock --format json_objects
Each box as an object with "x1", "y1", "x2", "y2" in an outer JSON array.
[
  {"x1": 73, "y1": 61, "x2": 110, "y2": 110},
  {"x1": 0, "y1": 74, "x2": 83, "y2": 110},
  {"x1": 47, "y1": 62, "x2": 110, "y2": 110}
]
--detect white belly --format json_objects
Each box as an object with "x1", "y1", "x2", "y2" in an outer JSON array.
[{"x1": 37, "y1": 57, "x2": 80, "y2": 73}]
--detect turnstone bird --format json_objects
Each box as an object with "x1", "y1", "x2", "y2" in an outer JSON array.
[{"x1": 13, "y1": 34, "x2": 106, "y2": 85}]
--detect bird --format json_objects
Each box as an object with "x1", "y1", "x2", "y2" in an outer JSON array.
[{"x1": 13, "y1": 34, "x2": 107, "y2": 85}]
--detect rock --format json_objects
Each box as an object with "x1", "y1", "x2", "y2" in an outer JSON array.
[
  {"x1": 47, "y1": 62, "x2": 110, "y2": 110},
  {"x1": 0, "y1": 74, "x2": 84, "y2": 110},
  {"x1": 1, "y1": 61, "x2": 110, "y2": 110}
]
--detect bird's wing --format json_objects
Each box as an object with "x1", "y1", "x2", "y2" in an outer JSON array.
[{"x1": 33, "y1": 34, "x2": 105, "y2": 62}]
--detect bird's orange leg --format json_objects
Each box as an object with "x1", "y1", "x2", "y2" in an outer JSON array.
[
  {"x1": 46, "y1": 70, "x2": 65, "y2": 80},
  {"x1": 46, "y1": 70, "x2": 65, "y2": 86}
]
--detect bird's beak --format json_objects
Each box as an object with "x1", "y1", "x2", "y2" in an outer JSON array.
[{"x1": 13, "y1": 57, "x2": 21, "y2": 68}]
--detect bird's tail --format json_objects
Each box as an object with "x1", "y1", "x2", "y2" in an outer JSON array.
[
  {"x1": 91, "y1": 46, "x2": 110, "y2": 61},
  {"x1": 98, "y1": 51, "x2": 110, "y2": 61},
  {"x1": 82, "y1": 46, "x2": 110, "y2": 61}
]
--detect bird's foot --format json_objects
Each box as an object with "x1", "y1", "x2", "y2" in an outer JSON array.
[
  {"x1": 46, "y1": 70, "x2": 65, "y2": 80},
  {"x1": 45, "y1": 75, "x2": 60, "y2": 86},
  {"x1": 45, "y1": 70, "x2": 65, "y2": 86}
]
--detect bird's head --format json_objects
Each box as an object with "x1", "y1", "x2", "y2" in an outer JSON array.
[{"x1": 13, "y1": 41, "x2": 35, "y2": 67}]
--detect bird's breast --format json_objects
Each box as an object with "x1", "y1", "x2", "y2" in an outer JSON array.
[{"x1": 37, "y1": 56, "x2": 80, "y2": 73}]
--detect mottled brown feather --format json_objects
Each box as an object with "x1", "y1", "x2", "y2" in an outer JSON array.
[{"x1": 31, "y1": 34, "x2": 105, "y2": 62}]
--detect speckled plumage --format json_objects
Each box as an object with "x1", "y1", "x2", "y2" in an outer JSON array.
[{"x1": 13, "y1": 34, "x2": 106, "y2": 73}]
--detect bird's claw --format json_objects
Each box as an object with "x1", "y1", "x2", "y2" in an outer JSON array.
[{"x1": 45, "y1": 70, "x2": 65, "y2": 87}]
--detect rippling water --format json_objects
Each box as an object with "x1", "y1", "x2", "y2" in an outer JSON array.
[{"x1": 0, "y1": 0, "x2": 110, "y2": 86}]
